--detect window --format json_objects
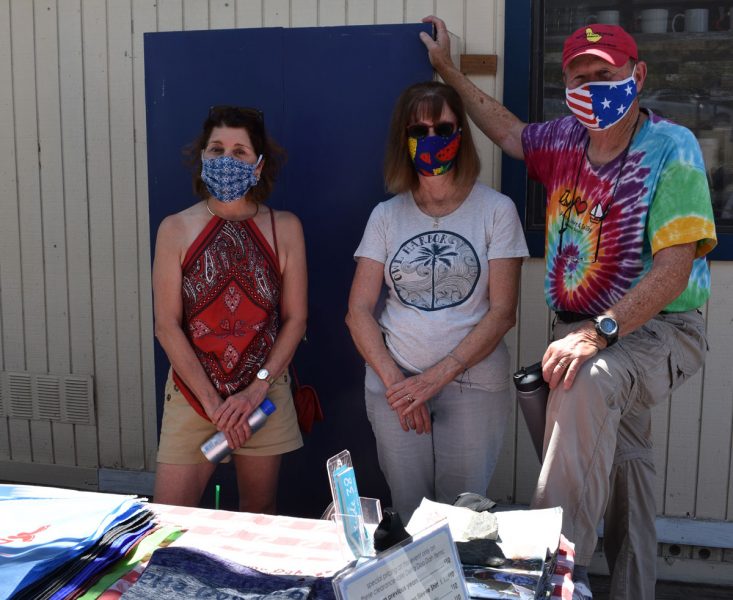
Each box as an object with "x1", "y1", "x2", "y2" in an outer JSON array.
[{"x1": 504, "y1": 0, "x2": 733, "y2": 258}]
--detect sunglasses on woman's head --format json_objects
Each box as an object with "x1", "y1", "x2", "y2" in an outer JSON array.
[
  {"x1": 406, "y1": 122, "x2": 457, "y2": 139},
  {"x1": 208, "y1": 105, "x2": 264, "y2": 121}
]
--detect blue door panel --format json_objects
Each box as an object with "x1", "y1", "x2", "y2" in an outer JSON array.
[{"x1": 144, "y1": 23, "x2": 432, "y2": 515}]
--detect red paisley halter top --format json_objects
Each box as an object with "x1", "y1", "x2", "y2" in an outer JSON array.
[{"x1": 172, "y1": 210, "x2": 281, "y2": 420}]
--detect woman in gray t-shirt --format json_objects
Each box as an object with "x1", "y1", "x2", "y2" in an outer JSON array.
[{"x1": 346, "y1": 82, "x2": 528, "y2": 520}]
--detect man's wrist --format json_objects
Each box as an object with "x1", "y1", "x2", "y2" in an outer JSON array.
[
  {"x1": 438, "y1": 62, "x2": 463, "y2": 85},
  {"x1": 579, "y1": 323, "x2": 607, "y2": 350},
  {"x1": 593, "y1": 331, "x2": 609, "y2": 349}
]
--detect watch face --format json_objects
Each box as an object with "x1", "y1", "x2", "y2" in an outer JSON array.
[
  {"x1": 257, "y1": 368, "x2": 270, "y2": 380},
  {"x1": 599, "y1": 317, "x2": 618, "y2": 335}
]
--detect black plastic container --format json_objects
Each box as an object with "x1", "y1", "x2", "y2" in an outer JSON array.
[{"x1": 512, "y1": 362, "x2": 549, "y2": 461}]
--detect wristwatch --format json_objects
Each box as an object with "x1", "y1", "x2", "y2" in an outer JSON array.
[
  {"x1": 256, "y1": 368, "x2": 276, "y2": 385},
  {"x1": 593, "y1": 315, "x2": 619, "y2": 347}
]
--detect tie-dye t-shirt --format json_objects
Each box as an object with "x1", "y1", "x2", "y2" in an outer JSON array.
[{"x1": 522, "y1": 111, "x2": 717, "y2": 314}]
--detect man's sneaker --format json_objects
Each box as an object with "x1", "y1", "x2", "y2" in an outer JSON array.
[
  {"x1": 572, "y1": 565, "x2": 593, "y2": 600},
  {"x1": 572, "y1": 580, "x2": 593, "y2": 600}
]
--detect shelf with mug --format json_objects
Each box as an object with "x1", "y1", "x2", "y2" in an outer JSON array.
[
  {"x1": 539, "y1": 1, "x2": 733, "y2": 236},
  {"x1": 545, "y1": 29, "x2": 732, "y2": 42},
  {"x1": 544, "y1": 1, "x2": 731, "y2": 35},
  {"x1": 635, "y1": 4, "x2": 730, "y2": 35},
  {"x1": 543, "y1": 31, "x2": 733, "y2": 103}
]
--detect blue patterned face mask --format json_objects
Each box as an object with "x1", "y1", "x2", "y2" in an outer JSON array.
[{"x1": 201, "y1": 154, "x2": 262, "y2": 202}]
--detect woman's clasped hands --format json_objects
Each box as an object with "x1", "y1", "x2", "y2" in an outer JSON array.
[
  {"x1": 211, "y1": 386, "x2": 266, "y2": 449},
  {"x1": 385, "y1": 370, "x2": 448, "y2": 435}
]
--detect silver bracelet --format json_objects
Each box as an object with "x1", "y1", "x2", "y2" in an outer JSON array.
[{"x1": 447, "y1": 351, "x2": 469, "y2": 372}]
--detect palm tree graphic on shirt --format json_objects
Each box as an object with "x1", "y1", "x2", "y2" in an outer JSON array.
[
  {"x1": 391, "y1": 231, "x2": 479, "y2": 311},
  {"x1": 410, "y1": 243, "x2": 459, "y2": 309}
]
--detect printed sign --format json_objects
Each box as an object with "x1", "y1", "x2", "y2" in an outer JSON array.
[{"x1": 334, "y1": 522, "x2": 468, "y2": 600}]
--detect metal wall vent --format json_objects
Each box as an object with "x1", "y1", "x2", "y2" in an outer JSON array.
[
  {"x1": 8, "y1": 373, "x2": 33, "y2": 420},
  {"x1": 0, "y1": 371, "x2": 94, "y2": 424},
  {"x1": 64, "y1": 378, "x2": 94, "y2": 423},
  {"x1": 37, "y1": 376, "x2": 62, "y2": 420}
]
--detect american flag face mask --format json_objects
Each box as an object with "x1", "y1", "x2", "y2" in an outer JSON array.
[{"x1": 565, "y1": 67, "x2": 637, "y2": 130}]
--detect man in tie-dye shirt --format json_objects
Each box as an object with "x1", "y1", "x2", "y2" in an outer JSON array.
[{"x1": 421, "y1": 17, "x2": 717, "y2": 600}]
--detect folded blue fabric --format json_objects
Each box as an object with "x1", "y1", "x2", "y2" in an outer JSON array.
[
  {"x1": 121, "y1": 546, "x2": 336, "y2": 600},
  {"x1": 12, "y1": 508, "x2": 155, "y2": 600},
  {"x1": 0, "y1": 484, "x2": 149, "y2": 599},
  {"x1": 46, "y1": 510, "x2": 155, "y2": 600}
]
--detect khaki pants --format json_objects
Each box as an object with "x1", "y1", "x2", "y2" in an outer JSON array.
[
  {"x1": 157, "y1": 370, "x2": 303, "y2": 464},
  {"x1": 531, "y1": 310, "x2": 707, "y2": 600}
]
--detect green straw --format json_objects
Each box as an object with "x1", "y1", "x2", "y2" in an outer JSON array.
[{"x1": 215, "y1": 484, "x2": 220, "y2": 510}]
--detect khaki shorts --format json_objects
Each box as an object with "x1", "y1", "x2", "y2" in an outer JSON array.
[{"x1": 157, "y1": 370, "x2": 303, "y2": 464}]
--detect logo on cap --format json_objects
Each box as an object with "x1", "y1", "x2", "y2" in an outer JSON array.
[{"x1": 585, "y1": 28, "x2": 602, "y2": 43}]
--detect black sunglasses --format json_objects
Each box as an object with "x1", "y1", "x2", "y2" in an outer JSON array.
[
  {"x1": 208, "y1": 105, "x2": 264, "y2": 122},
  {"x1": 406, "y1": 121, "x2": 457, "y2": 139}
]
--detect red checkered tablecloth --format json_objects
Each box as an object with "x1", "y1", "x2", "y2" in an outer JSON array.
[{"x1": 100, "y1": 504, "x2": 575, "y2": 599}]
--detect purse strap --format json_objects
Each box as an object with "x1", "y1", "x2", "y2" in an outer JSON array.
[{"x1": 290, "y1": 362, "x2": 302, "y2": 389}]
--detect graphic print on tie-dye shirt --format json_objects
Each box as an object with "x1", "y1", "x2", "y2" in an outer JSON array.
[{"x1": 522, "y1": 112, "x2": 716, "y2": 314}]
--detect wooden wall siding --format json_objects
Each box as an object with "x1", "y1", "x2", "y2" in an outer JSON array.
[
  {"x1": 0, "y1": 0, "x2": 22, "y2": 462},
  {"x1": 0, "y1": 0, "x2": 731, "y2": 525},
  {"x1": 697, "y1": 263, "x2": 733, "y2": 521}
]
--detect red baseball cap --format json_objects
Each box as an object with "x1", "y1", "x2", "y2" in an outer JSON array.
[{"x1": 562, "y1": 25, "x2": 638, "y2": 70}]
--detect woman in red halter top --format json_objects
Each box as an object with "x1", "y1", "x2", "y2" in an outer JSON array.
[{"x1": 152, "y1": 106, "x2": 306, "y2": 513}]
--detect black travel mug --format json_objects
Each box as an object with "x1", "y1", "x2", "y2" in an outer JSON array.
[{"x1": 512, "y1": 362, "x2": 549, "y2": 462}]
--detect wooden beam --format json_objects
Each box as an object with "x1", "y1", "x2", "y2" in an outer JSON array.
[
  {"x1": 590, "y1": 551, "x2": 733, "y2": 586},
  {"x1": 460, "y1": 54, "x2": 497, "y2": 76},
  {"x1": 0, "y1": 460, "x2": 97, "y2": 490},
  {"x1": 98, "y1": 468, "x2": 155, "y2": 497},
  {"x1": 502, "y1": 504, "x2": 733, "y2": 549},
  {"x1": 0, "y1": 462, "x2": 154, "y2": 497}
]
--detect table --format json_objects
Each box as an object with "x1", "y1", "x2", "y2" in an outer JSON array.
[{"x1": 99, "y1": 503, "x2": 575, "y2": 599}]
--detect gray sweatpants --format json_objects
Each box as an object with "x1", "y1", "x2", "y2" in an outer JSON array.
[
  {"x1": 364, "y1": 364, "x2": 512, "y2": 522},
  {"x1": 531, "y1": 310, "x2": 707, "y2": 600}
]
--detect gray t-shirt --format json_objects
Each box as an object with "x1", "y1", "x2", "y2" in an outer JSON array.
[{"x1": 354, "y1": 183, "x2": 529, "y2": 391}]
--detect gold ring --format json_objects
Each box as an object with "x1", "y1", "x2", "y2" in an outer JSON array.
[{"x1": 557, "y1": 360, "x2": 568, "y2": 369}]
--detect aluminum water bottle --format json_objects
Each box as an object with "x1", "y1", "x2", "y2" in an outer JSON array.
[
  {"x1": 200, "y1": 398, "x2": 277, "y2": 463},
  {"x1": 512, "y1": 362, "x2": 549, "y2": 462}
]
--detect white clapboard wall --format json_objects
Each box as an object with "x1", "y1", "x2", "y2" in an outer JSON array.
[{"x1": 0, "y1": 0, "x2": 731, "y2": 528}]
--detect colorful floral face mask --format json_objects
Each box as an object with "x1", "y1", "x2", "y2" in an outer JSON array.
[
  {"x1": 409, "y1": 129, "x2": 462, "y2": 176},
  {"x1": 201, "y1": 154, "x2": 262, "y2": 202},
  {"x1": 565, "y1": 68, "x2": 638, "y2": 130}
]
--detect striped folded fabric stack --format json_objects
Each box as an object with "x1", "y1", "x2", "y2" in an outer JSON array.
[{"x1": 0, "y1": 484, "x2": 179, "y2": 600}]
